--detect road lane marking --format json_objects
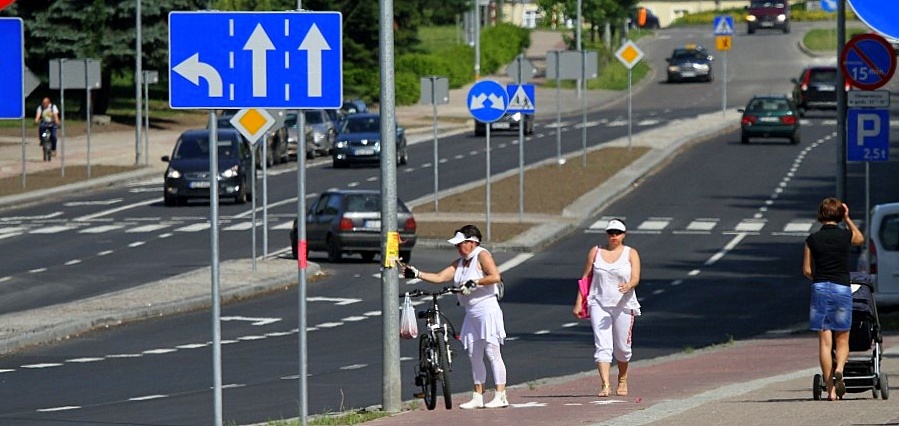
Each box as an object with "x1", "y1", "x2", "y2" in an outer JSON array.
[
  {"x1": 79, "y1": 224, "x2": 125, "y2": 234},
  {"x1": 128, "y1": 241, "x2": 146, "y2": 248},
  {"x1": 37, "y1": 406, "x2": 81, "y2": 412},
  {"x1": 28, "y1": 268, "x2": 47, "y2": 273},
  {"x1": 66, "y1": 357, "x2": 104, "y2": 363},
  {"x1": 221, "y1": 316, "x2": 281, "y2": 326},
  {"x1": 176, "y1": 223, "x2": 210, "y2": 232},
  {"x1": 97, "y1": 250, "x2": 114, "y2": 256},
  {"x1": 30, "y1": 225, "x2": 74, "y2": 234},
  {"x1": 74, "y1": 198, "x2": 159, "y2": 221},
  {"x1": 340, "y1": 364, "x2": 367, "y2": 370},
  {"x1": 143, "y1": 348, "x2": 177, "y2": 355},
  {"x1": 126, "y1": 224, "x2": 170, "y2": 233},
  {"x1": 129, "y1": 395, "x2": 168, "y2": 401},
  {"x1": 21, "y1": 363, "x2": 63, "y2": 369}
]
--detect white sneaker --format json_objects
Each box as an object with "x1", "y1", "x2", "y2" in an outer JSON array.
[
  {"x1": 459, "y1": 392, "x2": 484, "y2": 409},
  {"x1": 484, "y1": 390, "x2": 509, "y2": 408}
]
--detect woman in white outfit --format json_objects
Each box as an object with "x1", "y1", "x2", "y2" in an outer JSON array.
[
  {"x1": 402, "y1": 224, "x2": 508, "y2": 409},
  {"x1": 572, "y1": 219, "x2": 641, "y2": 397}
]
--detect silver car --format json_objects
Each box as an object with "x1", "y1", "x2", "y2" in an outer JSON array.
[{"x1": 284, "y1": 110, "x2": 336, "y2": 159}]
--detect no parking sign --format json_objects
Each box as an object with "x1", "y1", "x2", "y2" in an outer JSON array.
[{"x1": 840, "y1": 33, "x2": 896, "y2": 90}]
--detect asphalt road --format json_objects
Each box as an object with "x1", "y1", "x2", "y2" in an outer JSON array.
[{"x1": 0, "y1": 23, "x2": 897, "y2": 425}]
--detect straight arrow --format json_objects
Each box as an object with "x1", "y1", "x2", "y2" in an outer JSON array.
[
  {"x1": 172, "y1": 53, "x2": 223, "y2": 97},
  {"x1": 299, "y1": 23, "x2": 331, "y2": 98},
  {"x1": 243, "y1": 24, "x2": 275, "y2": 98}
]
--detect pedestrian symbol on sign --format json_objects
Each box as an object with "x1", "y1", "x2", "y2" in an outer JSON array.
[{"x1": 506, "y1": 84, "x2": 535, "y2": 114}]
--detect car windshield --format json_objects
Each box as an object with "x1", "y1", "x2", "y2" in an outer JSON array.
[
  {"x1": 809, "y1": 70, "x2": 837, "y2": 83},
  {"x1": 304, "y1": 111, "x2": 325, "y2": 124},
  {"x1": 747, "y1": 98, "x2": 790, "y2": 112},
  {"x1": 750, "y1": 1, "x2": 783, "y2": 7},
  {"x1": 345, "y1": 194, "x2": 410, "y2": 213},
  {"x1": 673, "y1": 50, "x2": 706, "y2": 61},
  {"x1": 174, "y1": 135, "x2": 239, "y2": 159},
  {"x1": 341, "y1": 117, "x2": 380, "y2": 134}
]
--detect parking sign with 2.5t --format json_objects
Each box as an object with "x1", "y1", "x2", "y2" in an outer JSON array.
[{"x1": 847, "y1": 108, "x2": 889, "y2": 162}]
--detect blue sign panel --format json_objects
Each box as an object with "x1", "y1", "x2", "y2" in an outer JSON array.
[
  {"x1": 847, "y1": 108, "x2": 889, "y2": 162},
  {"x1": 820, "y1": 0, "x2": 837, "y2": 13},
  {"x1": 0, "y1": 18, "x2": 24, "y2": 119},
  {"x1": 468, "y1": 80, "x2": 509, "y2": 123},
  {"x1": 848, "y1": 0, "x2": 899, "y2": 40},
  {"x1": 169, "y1": 11, "x2": 342, "y2": 109},
  {"x1": 506, "y1": 84, "x2": 535, "y2": 114},
  {"x1": 840, "y1": 33, "x2": 897, "y2": 90},
  {"x1": 713, "y1": 15, "x2": 734, "y2": 36}
]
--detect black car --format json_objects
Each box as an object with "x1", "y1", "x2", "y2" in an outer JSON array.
[
  {"x1": 738, "y1": 94, "x2": 801, "y2": 145},
  {"x1": 666, "y1": 45, "x2": 714, "y2": 83},
  {"x1": 791, "y1": 66, "x2": 840, "y2": 116},
  {"x1": 213, "y1": 114, "x2": 288, "y2": 167},
  {"x1": 162, "y1": 129, "x2": 255, "y2": 206},
  {"x1": 332, "y1": 113, "x2": 408, "y2": 168},
  {"x1": 745, "y1": 0, "x2": 790, "y2": 34},
  {"x1": 290, "y1": 189, "x2": 417, "y2": 263},
  {"x1": 474, "y1": 111, "x2": 535, "y2": 137}
]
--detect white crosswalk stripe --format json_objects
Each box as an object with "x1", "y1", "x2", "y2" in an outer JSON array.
[
  {"x1": 223, "y1": 222, "x2": 254, "y2": 231},
  {"x1": 126, "y1": 224, "x2": 171, "y2": 233},
  {"x1": 586, "y1": 216, "x2": 818, "y2": 237},
  {"x1": 635, "y1": 218, "x2": 671, "y2": 233},
  {"x1": 272, "y1": 221, "x2": 294, "y2": 230},
  {"x1": 731, "y1": 219, "x2": 766, "y2": 233},
  {"x1": 175, "y1": 223, "x2": 210, "y2": 232},
  {"x1": 30, "y1": 225, "x2": 75, "y2": 234},
  {"x1": 79, "y1": 225, "x2": 125, "y2": 234}
]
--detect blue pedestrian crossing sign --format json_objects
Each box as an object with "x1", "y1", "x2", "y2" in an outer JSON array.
[
  {"x1": 506, "y1": 84, "x2": 535, "y2": 114},
  {"x1": 713, "y1": 16, "x2": 734, "y2": 36},
  {"x1": 468, "y1": 80, "x2": 509, "y2": 123},
  {"x1": 0, "y1": 18, "x2": 24, "y2": 119},
  {"x1": 169, "y1": 11, "x2": 342, "y2": 110}
]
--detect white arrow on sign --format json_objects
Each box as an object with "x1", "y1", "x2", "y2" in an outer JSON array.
[
  {"x1": 299, "y1": 23, "x2": 331, "y2": 98},
  {"x1": 470, "y1": 93, "x2": 488, "y2": 110},
  {"x1": 243, "y1": 24, "x2": 275, "y2": 98},
  {"x1": 221, "y1": 316, "x2": 282, "y2": 326},
  {"x1": 487, "y1": 93, "x2": 506, "y2": 110},
  {"x1": 172, "y1": 53, "x2": 223, "y2": 97},
  {"x1": 307, "y1": 297, "x2": 362, "y2": 306}
]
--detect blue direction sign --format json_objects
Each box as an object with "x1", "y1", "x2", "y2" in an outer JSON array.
[
  {"x1": 713, "y1": 15, "x2": 734, "y2": 36},
  {"x1": 169, "y1": 11, "x2": 342, "y2": 109},
  {"x1": 468, "y1": 80, "x2": 508, "y2": 123},
  {"x1": 506, "y1": 84, "x2": 535, "y2": 114},
  {"x1": 840, "y1": 33, "x2": 897, "y2": 91},
  {"x1": 0, "y1": 18, "x2": 24, "y2": 119},
  {"x1": 820, "y1": 0, "x2": 837, "y2": 13},
  {"x1": 848, "y1": 0, "x2": 899, "y2": 40},
  {"x1": 847, "y1": 108, "x2": 889, "y2": 162}
]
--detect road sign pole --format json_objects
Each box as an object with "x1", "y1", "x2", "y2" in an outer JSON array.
[
  {"x1": 296, "y1": 109, "x2": 308, "y2": 426},
  {"x1": 486, "y1": 126, "x2": 492, "y2": 241},
  {"x1": 263, "y1": 141, "x2": 269, "y2": 258},
  {"x1": 208, "y1": 111, "x2": 223, "y2": 426},
  {"x1": 836, "y1": 0, "x2": 846, "y2": 201},
  {"x1": 722, "y1": 51, "x2": 728, "y2": 116},
  {"x1": 135, "y1": 0, "x2": 142, "y2": 167},
  {"x1": 581, "y1": 49, "x2": 588, "y2": 167},
  {"x1": 20, "y1": 119, "x2": 25, "y2": 189},
  {"x1": 555, "y1": 51, "x2": 562, "y2": 165},
  {"x1": 517, "y1": 55, "x2": 524, "y2": 221},
  {"x1": 627, "y1": 69, "x2": 633, "y2": 152},
  {"x1": 251, "y1": 148, "x2": 257, "y2": 271},
  {"x1": 85, "y1": 61, "x2": 92, "y2": 179},
  {"x1": 59, "y1": 59, "x2": 66, "y2": 177},
  {"x1": 431, "y1": 77, "x2": 440, "y2": 212}
]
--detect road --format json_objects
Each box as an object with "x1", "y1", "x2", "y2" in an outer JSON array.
[{"x1": 0, "y1": 23, "x2": 897, "y2": 425}]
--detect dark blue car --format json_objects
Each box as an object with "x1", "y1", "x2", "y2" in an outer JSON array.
[
  {"x1": 331, "y1": 113, "x2": 408, "y2": 168},
  {"x1": 161, "y1": 129, "x2": 255, "y2": 206}
]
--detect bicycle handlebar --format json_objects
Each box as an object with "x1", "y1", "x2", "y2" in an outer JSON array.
[{"x1": 400, "y1": 286, "x2": 463, "y2": 298}]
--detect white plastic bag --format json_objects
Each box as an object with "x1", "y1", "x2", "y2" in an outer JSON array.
[{"x1": 399, "y1": 294, "x2": 418, "y2": 339}]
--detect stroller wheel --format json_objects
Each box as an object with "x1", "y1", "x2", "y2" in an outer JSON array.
[
  {"x1": 812, "y1": 374, "x2": 823, "y2": 401},
  {"x1": 880, "y1": 373, "x2": 890, "y2": 400}
]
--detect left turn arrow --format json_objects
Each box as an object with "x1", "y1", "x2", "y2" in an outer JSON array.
[{"x1": 173, "y1": 53, "x2": 223, "y2": 97}]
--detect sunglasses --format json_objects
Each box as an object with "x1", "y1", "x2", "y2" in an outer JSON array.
[{"x1": 606, "y1": 230, "x2": 624, "y2": 236}]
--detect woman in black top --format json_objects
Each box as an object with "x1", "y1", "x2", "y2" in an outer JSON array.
[{"x1": 802, "y1": 197, "x2": 863, "y2": 400}]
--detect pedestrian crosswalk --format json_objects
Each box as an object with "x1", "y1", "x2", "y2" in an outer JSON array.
[
  {"x1": 586, "y1": 216, "x2": 821, "y2": 237},
  {"x1": 0, "y1": 215, "x2": 297, "y2": 238}
]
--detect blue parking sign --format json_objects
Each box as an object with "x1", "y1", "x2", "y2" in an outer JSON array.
[
  {"x1": 847, "y1": 108, "x2": 889, "y2": 162},
  {"x1": 169, "y1": 11, "x2": 342, "y2": 109}
]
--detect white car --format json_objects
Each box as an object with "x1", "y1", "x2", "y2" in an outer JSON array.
[{"x1": 861, "y1": 202, "x2": 899, "y2": 306}]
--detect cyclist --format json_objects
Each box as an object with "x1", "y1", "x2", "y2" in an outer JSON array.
[
  {"x1": 34, "y1": 97, "x2": 60, "y2": 157},
  {"x1": 402, "y1": 224, "x2": 509, "y2": 409}
]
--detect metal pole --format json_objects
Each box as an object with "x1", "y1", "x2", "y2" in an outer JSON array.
[
  {"x1": 555, "y1": 51, "x2": 561, "y2": 165},
  {"x1": 474, "y1": 0, "x2": 480, "y2": 79},
  {"x1": 576, "y1": 0, "x2": 582, "y2": 99},
  {"x1": 721, "y1": 50, "x2": 727, "y2": 116},
  {"x1": 85, "y1": 60, "x2": 92, "y2": 179},
  {"x1": 865, "y1": 162, "x2": 870, "y2": 257},
  {"x1": 486, "y1": 126, "x2": 492, "y2": 241},
  {"x1": 209, "y1": 112, "x2": 223, "y2": 426},
  {"x1": 581, "y1": 49, "x2": 588, "y2": 166},
  {"x1": 251, "y1": 147, "x2": 257, "y2": 272},
  {"x1": 432, "y1": 77, "x2": 439, "y2": 212},
  {"x1": 263, "y1": 139, "x2": 269, "y2": 257},
  {"x1": 627, "y1": 68, "x2": 633, "y2": 151},
  {"x1": 379, "y1": 0, "x2": 401, "y2": 412},
  {"x1": 144, "y1": 71, "x2": 150, "y2": 166},
  {"x1": 20, "y1": 119, "x2": 26, "y2": 189},
  {"x1": 135, "y1": 0, "x2": 142, "y2": 166},
  {"x1": 517, "y1": 55, "x2": 524, "y2": 221},
  {"x1": 59, "y1": 59, "x2": 66, "y2": 177},
  {"x1": 297, "y1": 110, "x2": 309, "y2": 426},
  {"x1": 836, "y1": 0, "x2": 846, "y2": 200}
]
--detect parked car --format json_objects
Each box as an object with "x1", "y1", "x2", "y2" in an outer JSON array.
[
  {"x1": 213, "y1": 114, "x2": 288, "y2": 167},
  {"x1": 474, "y1": 111, "x2": 534, "y2": 137},
  {"x1": 324, "y1": 109, "x2": 345, "y2": 130},
  {"x1": 332, "y1": 113, "x2": 408, "y2": 168},
  {"x1": 738, "y1": 94, "x2": 801, "y2": 144},
  {"x1": 666, "y1": 45, "x2": 714, "y2": 83},
  {"x1": 791, "y1": 65, "x2": 841, "y2": 117},
  {"x1": 161, "y1": 129, "x2": 255, "y2": 206},
  {"x1": 341, "y1": 99, "x2": 368, "y2": 115},
  {"x1": 284, "y1": 110, "x2": 336, "y2": 159},
  {"x1": 745, "y1": 0, "x2": 790, "y2": 34},
  {"x1": 290, "y1": 189, "x2": 417, "y2": 263},
  {"x1": 863, "y1": 202, "x2": 899, "y2": 306}
]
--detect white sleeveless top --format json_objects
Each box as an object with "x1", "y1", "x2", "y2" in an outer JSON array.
[
  {"x1": 588, "y1": 245, "x2": 641, "y2": 314},
  {"x1": 453, "y1": 246, "x2": 505, "y2": 348}
]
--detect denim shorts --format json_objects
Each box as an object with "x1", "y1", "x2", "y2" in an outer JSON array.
[{"x1": 809, "y1": 282, "x2": 852, "y2": 331}]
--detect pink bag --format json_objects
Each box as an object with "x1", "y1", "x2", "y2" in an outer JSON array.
[
  {"x1": 577, "y1": 247, "x2": 599, "y2": 320},
  {"x1": 400, "y1": 294, "x2": 418, "y2": 339}
]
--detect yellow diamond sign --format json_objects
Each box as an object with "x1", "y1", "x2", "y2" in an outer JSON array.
[
  {"x1": 615, "y1": 40, "x2": 644, "y2": 70},
  {"x1": 229, "y1": 108, "x2": 275, "y2": 145}
]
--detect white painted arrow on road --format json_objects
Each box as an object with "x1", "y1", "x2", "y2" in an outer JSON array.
[
  {"x1": 299, "y1": 23, "x2": 331, "y2": 98},
  {"x1": 307, "y1": 297, "x2": 362, "y2": 306},
  {"x1": 173, "y1": 53, "x2": 223, "y2": 97},
  {"x1": 243, "y1": 24, "x2": 275, "y2": 98},
  {"x1": 221, "y1": 316, "x2": 281, "y2": 326}
]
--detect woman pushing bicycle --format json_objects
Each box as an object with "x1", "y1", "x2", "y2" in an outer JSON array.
[{"x1": 401, "y1": 224, "x2": 509, "y2": 409}]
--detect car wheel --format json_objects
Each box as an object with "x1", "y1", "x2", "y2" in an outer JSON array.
[
  {"x1": 741, "y1": 133, "x2": 749, "y2": 144},
  {"x1": 783, "y1": 23, "x2": 790, "y2": 34},
  {"x1": 327, "y1": 236, "x2": 343, "y2": 263},
  {"x1": 234, "y1": 184, "x2": 248, "y2": 204},
  {"x1": 790, "y1": 132, "x2": 800, "y2": 145},
  {"x1": 332, "y1": 158, "x2": 346, "y2": 169},
  {"x1": 266, "y1": 146, "x2": 275, "y2": 167},
  {"x1": 398, "y1": 146, "x2": 408, "y2": 166},
  {"x1": 291, "y1": 242, "x2": 298, "y2": 260},
  {"x1": 360, "y1": 251, "x2": 376, "y2": 263},
  {"x1": 706, "y1": 73, "x2": 714, "y2": 83},
  {"x1": 399, "y1": 250, "x2": 412, "y2": 263},
  {"x1": 798, "y1": 107, "x2": 806, "y2": 118},
  {"x1": 306, "y1": 149, "x2": 315, "y2": 160},
  {"x1": 748, "y1": 26, "x2": 755, "y2": 35},
  {"x1": 164, "y1": 195, "x2": 176, "y2": 207}
]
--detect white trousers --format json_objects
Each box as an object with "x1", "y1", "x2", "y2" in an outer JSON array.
[
  {"x1": 589, "y1": 305, "x2": 635, "y2": 363},
  {"x1": 466, "y1": 339, "x2": 507, "y2": 386}
]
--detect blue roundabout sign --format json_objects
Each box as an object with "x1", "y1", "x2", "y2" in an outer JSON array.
[{"x1": 467, "y1": 80, "x2": 508, "y2": 123}]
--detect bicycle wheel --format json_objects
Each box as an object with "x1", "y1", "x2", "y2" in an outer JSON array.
[
  {"x1": 435, "y1": 329, "x2": 453, "y2": 409},
  {"x1": 418, "y1": 335, "x2": 437, "y2": 410}
]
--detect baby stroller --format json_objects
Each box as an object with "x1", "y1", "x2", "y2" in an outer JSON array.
[{"x1": 813, "y1": 272, "x2": 889, "y2": 400}]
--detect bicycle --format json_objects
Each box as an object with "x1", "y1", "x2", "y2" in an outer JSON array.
[
  {"x1": 401, "y1": 286, "x2": 464, "y2": 410},
  {"x1": 39, "y1": 124, "x2": 53, "y2": 162}
]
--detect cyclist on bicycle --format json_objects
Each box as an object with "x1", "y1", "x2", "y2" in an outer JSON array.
[
  {"x1": 402, "y1": 224, "x2": 509, "y2": 409},
  {"x1": 34, "y1": 97, "x2": 60, "y2": 157}
]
